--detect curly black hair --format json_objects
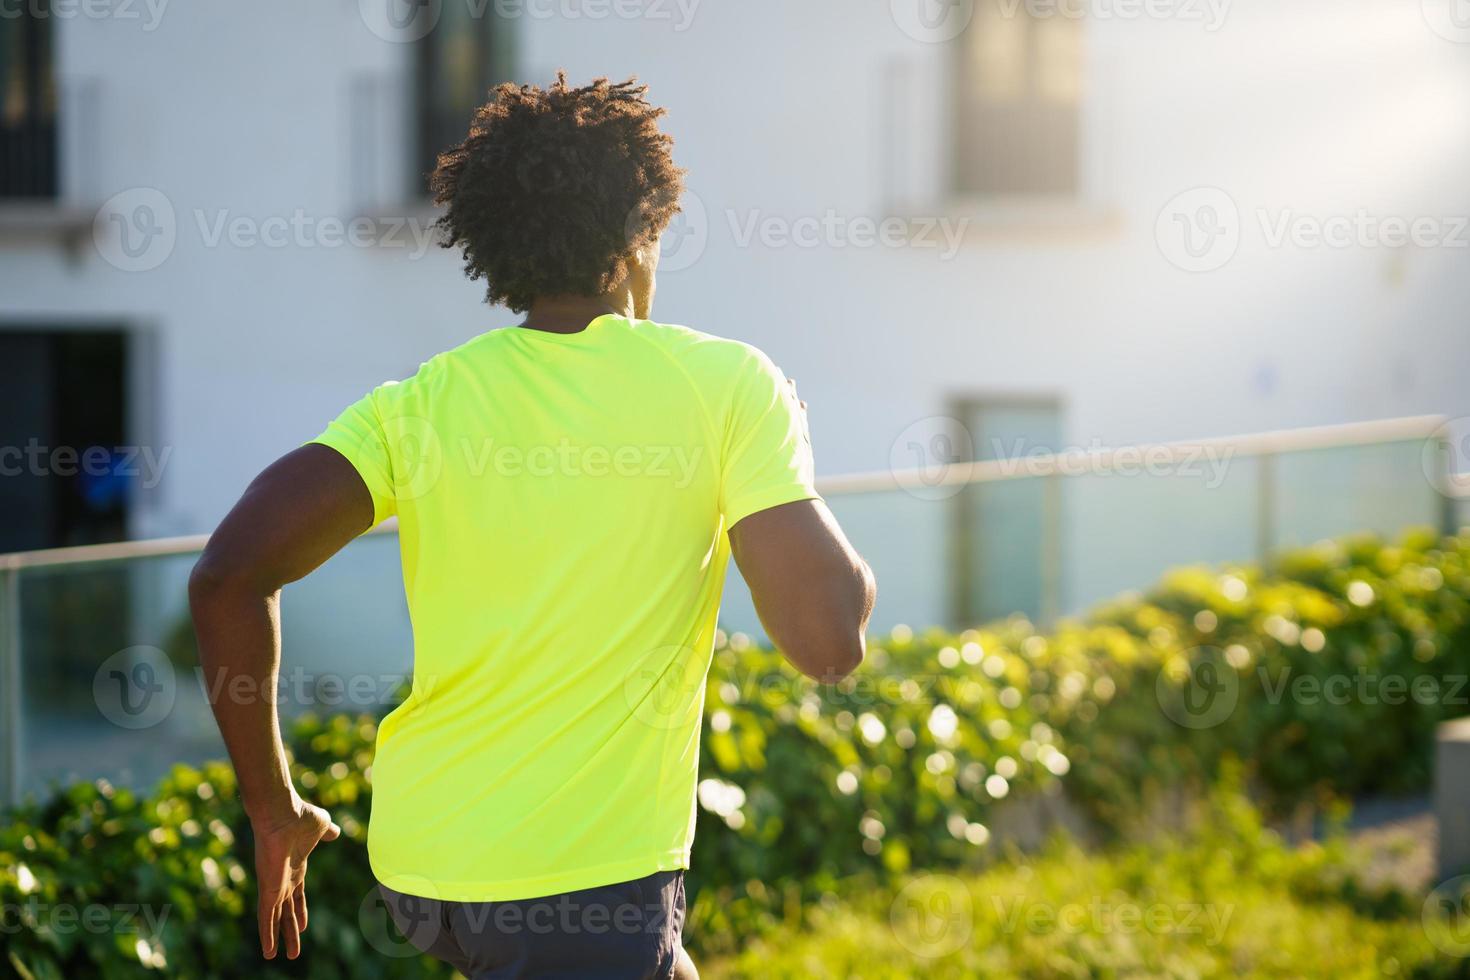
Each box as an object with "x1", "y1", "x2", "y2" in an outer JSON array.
[{"x1": 429, "y1": 73, "x2": 685, "y2": 314}]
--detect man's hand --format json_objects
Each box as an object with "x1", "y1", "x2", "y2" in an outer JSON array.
[{"x1": 251, "y1": 799, "x2": 342, "y2": 959}]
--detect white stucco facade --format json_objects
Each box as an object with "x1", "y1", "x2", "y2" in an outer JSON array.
[{"x1": 1, "y1": 0, "x2": 1467, "y2": 546}]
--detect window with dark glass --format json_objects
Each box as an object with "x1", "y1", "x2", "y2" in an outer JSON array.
[
  {"x1": 0, "y1": 329, "x2": 131, "y2": 551},
  {"x1": 414, "y1": 8, "x2": 514, "y2": 193},
  {"x1": 0, "y1": 2, "x2": 56, "y2": 199}
]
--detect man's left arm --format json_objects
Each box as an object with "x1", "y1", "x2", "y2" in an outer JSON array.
[{"x1": 188, "y1": 444, "x2": 376, "y2": 960}]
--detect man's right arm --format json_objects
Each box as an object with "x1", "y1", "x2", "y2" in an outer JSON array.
[
  {"x1": 713, "y1": 346, "x2": 875, "y2": 681},
  {"x1": 729, "y1": 499, "x2": 876, "y2": 681}
]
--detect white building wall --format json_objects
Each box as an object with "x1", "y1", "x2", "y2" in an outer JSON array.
[{"x1": 0, "y1": 0, "x2": 1467, "y2": 543}]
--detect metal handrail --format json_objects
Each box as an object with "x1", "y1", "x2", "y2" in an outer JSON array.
[
  {"x1": 0, "y1": 415, "x2": 1453, "y2": 571},
  {"x1": 0, "y1": 520, "x2": 400, "y2": 573},
  {"x1": 818, "y1": 414, "x2": 1448, "y2": 496}
]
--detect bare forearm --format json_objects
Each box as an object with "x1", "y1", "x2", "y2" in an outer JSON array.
[
  {"x1": 766, "y1": 556, "x2": 875, "y2": 680},
  {"x1": 731, "y1": 500, "x2": 877, "y2": 681},
  {"x1": 189, "y1": 574, "x2": 297, "y2": 820},
  {"x1": 185, "y1": 446, "x2": 375, "y2": 819}
]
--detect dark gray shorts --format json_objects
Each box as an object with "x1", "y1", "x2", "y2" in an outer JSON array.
[{"x1": 377, "y1": 870, "x2": 686, "y2": 979}]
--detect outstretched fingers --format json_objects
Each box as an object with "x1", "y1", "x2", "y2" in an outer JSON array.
[{"x1": 258, "y1": 887, "x2": 282, "y2": 959}]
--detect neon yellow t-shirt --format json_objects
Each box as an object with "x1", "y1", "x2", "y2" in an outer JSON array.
[{"x1": 311, "y1": 314, "x2": 818, "y2": 901}]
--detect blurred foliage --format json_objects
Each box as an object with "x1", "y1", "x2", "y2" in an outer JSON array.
[
  {"x1": 0, "y1": 719, "x2": 447, "y2": 980},
  {"x1": 702, "y1": 770, "x2": 1469, "y2": 979},
  {"x1": 687, "y1": 527, "x2": 1470, "y2": 948},
  {"x1": 3, "y1": 529, "x2": 1469, "y2": 977}
]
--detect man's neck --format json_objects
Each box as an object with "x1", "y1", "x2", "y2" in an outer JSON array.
[{"x1": 520, "y1": 294, "x2": 635, "y2": 335}]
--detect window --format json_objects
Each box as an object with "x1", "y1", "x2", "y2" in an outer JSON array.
[
  {"x1": 413, "y1": 8, "x2": 515, "y2": 193},
  {"x1": 0, "y1": 329, "x2": 131, "y2": 551},
  {"x1": 953, "y1": 1, "x2": 1082, "y2": 198},
  {"x1": 0, "y1": 1, "x2": 57, "y2": 199}
]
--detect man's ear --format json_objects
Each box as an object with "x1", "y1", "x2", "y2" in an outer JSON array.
[{"x1": 626, "y1": 243, "x2": 658, "y2": 318}]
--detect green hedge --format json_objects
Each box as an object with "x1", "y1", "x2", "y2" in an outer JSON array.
[{"x1": 3, "y1": 529, "x2": 1469, "y2": 977}]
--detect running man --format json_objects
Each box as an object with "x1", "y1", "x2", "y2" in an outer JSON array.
[{"x1": 189, "y1": 75, "x2": 876, "y2": 979}]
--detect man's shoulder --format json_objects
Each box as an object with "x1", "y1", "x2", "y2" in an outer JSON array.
[
  {"x1": 627, "y1": 319, "x2": 773, "y2": 377},
  {"x1": 370, "y1": 330, "x2": 500, "y2": 398}
]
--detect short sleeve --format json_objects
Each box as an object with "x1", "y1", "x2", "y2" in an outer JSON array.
[
  {"x1": 310, "y1": 390, "x2": 397, "y2": 527},
  {"x1": 720, "y1": 349, "x2": 821, "y2": 528}
]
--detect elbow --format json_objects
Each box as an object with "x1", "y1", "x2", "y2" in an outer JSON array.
[
  {"x1": 789, "y1": 634, "x2": 866, "y2": 683},
  {"x1": 187, "y1": 547, "x2": 264, "y2": 611},
  {"x1": 187, "y1": 554, "x2": 223, "y2": 610},
  {"x1": 787, "y1": 625, "x2": 864, "y2": 687},
  {"x1": 791, "y1": 562, "x2": 875, "y2": 682},
  {"x1": 812, "y1": 636, "x2": 866, "y2": 682}
]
